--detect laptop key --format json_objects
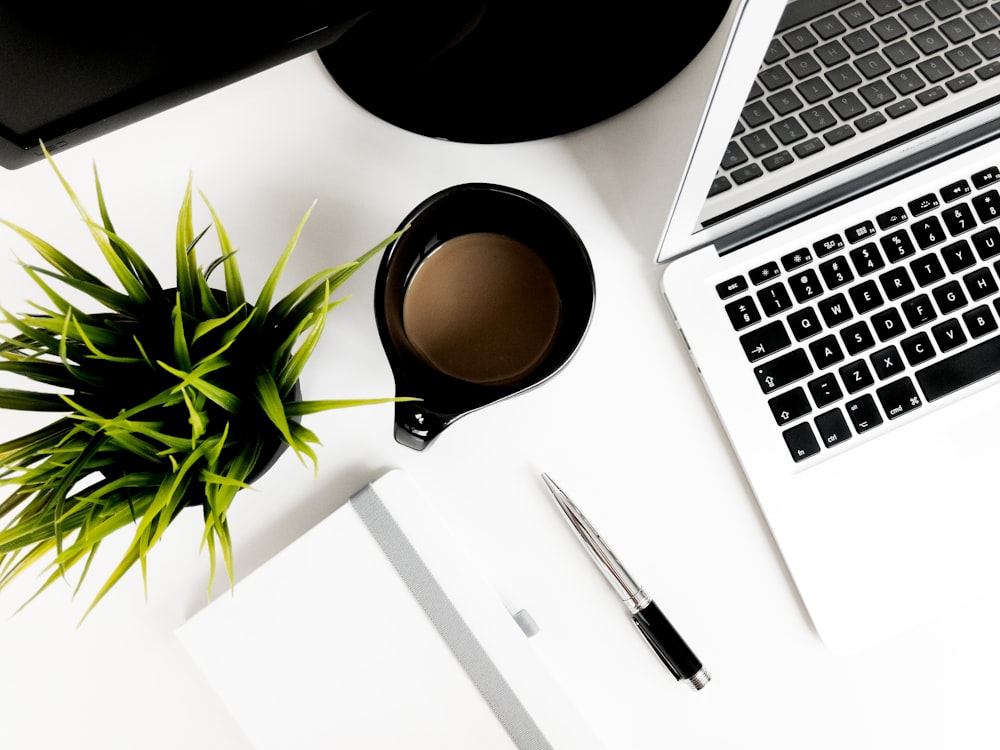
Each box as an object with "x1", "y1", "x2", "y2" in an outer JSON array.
[
  {"x1": 749, "y1": 261, "x2": 781, "y2": 284},
  {"x1": 855, "y1": 112, "x2": 887, "y2": 131},
  {"x1": 789, "y1": 268, "x2": 823, "y2": 301},
  {"x1": 771, "y1": 117, "x2": 808, "y2": 143},
  {"x1": 809, "y1": 372, "x2": 844, "y2": 406},
  {"x1": 932, "y1": 278, "x2": 969, "y2": 311},
  {"x1": 962, "y1": 266, "x2": 998, "y2": 299},
  {"x1": 875, "y1": 376, "x2": 923, "y2": 418},
  {"x1": 764, "y1": 38, "x2": 790, "y2": 65},
  {"x1": 942, "y1": 177, "x2": 971, "y2": 198},
  {"x1": 781, "y1": 248, "x2": 815, "y2": 271},
  {"x1": 830, "y1": 92, "x2": 866, "y2": 118},
  {"x1": 910, "y1": 252, "x2": 946, "y2": 285},
  {"x1": 963, "y1": 304, "x2": 998, "y2": 337},
  {"x1": 917, "y1": 57, "x2": 955, "y2": 82},
  {"x1": 931, "y1": 317, "x2": 968, "y2": 350},
  {"x1": 971, "y1": 166, "x2": 1000, "y2": 188},
  {"x1": 725, "y1": 295, "x2": 762, "y2": 330},
  {"x1": 850, "y1": 242, "x2": 887, "y2": 274},
  {"x1": 731, "y1": 164, "x2": 764, "y2": 184},
  {"x1": 940, "y1": 238, "x2": 976, "y2": 271},
  {"x1": 902, "y1": 293, "x2": 937, "y2": 325},
  {"x1": 783, "y1": 422, "x2": 821, "y2": 462},
  {"x1": 716, "y1": 275, "x2": 748, "y2": 299},
  {"x1": 789, "y1": 306, "x2": 823, "y2": 341},
  {"x1": 757, "y1": 282, "x2": 793, "y2": 315},
  {"x1": 721, "y1": 141, "x2": 749, "y2": 168},
  {"x1": 845, "y1": 394, "x2": 884, "y2": 433},
  {"x1": 754, "y1": 349, "x2": 813, "y2": 393},
  {"x1": 814, "y1": 233, "x2": 846, "y2": 256},
  {"x1": 762, "y1": 150, "x2": 795, "y2": 171},
  {"x1": 880, "y1": 229, "x2": 918, "y2": 260},
  {"x1": 768, "y1": 387, "x2": 811, "y2": 425},
  {"x1": 870, "y1": 344, "x2": 906, "y2": 379},
  {"x1": 839, "y1": 358, "x2": 876, "y2": 393},
  {"x1": 916, "y1": 332, "x2": 1000, "y2": 399},
  {"x1": 818, "y1": 292, "x2": 854, "y2": 325},
  {"x1": 824, "y1": 124, "x2": 856, "y2": 144},
  {"x1": 911, "y1": 215, "x2": 947, "y2": 248},
  {"x1": 947, "y1": 73, "x2": 978, "y2": 92},
  {"x1": 741, "y1": 320, "x2": 792, "y2": 361},
  {"x1": 708, "y1": 176, "x2": 732, "y2": 197},
  {"x1": 848, "y1": 280, "x2": 885, "y2": 314},
  {"x1": 876, "y1": 207, "x2": 908, "y2": 229},
  {"x1": 886, "y1": 98, "x2": 918, "y2": 117},
  {"x1": 971, "y1": 189, "x2": 1000, "y2": 221},
  {"x1": 801, "y1": 103, "x2": 838, "y2": 131},
  {"x1": 819, "y1": 256, "x2": 855, "y2": 287},
  {"x1": 909, "y1": 192, "x2": 940, "y2": 215},
  {"x1": 941, "y1": 202, "x2": 977, "y2": 234},
  {"x1": 889, "y1": 68, "x2": 926, "y2": 94},
  {"x1": 977, "y1": 60, "x2": 1000, "y2": 79},
  {"x1": 809, "y1": 334, "x2": 846, "y2": 367},
  {"x1": 901, "y1": 331, "x2": 936, "y2": 366},
  {"x1": 846, "y1": 219, "x2": 877, "y2": 242},
  {"x1": 842, "y1": 319, "x2": 878, "y2": 353},
  {"x1": 793, "y1": 137, "x2": 826, "y2": 158},
  {"x1": 815, "y1": 408, "x2": 852, "y2": 447},
  {"x1": 972, "y1": 225, "x2": 1000, "y2": 258},
  {"x1": 916, "y1": 85, "x2": 948, "y2": 105},
  {"x1": 974, "y1": 34, "x2": 1000, "y2": 59}
]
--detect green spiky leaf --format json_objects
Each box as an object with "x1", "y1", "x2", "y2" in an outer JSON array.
[{"x1": 0, "y1": 146, "x2": 406, "y2": 620}]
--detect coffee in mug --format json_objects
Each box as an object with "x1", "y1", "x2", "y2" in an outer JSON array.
[{"x1": 375, "y1": 183, "x2": 595, "y2": 450}]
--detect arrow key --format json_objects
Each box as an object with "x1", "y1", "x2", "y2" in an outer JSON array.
[{"x1": 768, "y1": 386, "x2": 812, "y2": 426}]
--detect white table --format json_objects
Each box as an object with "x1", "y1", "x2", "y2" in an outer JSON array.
[{"x1": 0, "y1": 49, "x2": 997, "y2": 749}]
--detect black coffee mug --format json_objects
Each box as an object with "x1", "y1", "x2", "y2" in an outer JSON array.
[{"x1": 375, "y1": 183, "x2": 595, "y2": 450}]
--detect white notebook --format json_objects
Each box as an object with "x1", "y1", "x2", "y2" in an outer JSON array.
[{"x1": 177, "y1": 469, "x2": 604, "y2": 750}]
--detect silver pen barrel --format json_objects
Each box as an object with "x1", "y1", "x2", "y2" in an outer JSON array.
[{"x1": 541, "y1": 473, "x2": 650, "y2": 614}]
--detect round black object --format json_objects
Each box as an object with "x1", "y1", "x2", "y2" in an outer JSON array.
[{"x1": 318, "y1": 0, "x2": 732, "y2": 143}]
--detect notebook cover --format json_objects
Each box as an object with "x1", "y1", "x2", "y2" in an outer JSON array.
[{"x1": 176, "y1": 469, "x2": 604, "y2": 750}]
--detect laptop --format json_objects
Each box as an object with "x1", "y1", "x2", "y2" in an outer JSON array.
[{"x1": 658, "y1": 0, "x2": 1000, "y2": 654}]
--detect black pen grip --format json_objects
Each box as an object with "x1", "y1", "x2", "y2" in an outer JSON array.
[{"x1": 632, "y1": 600, "x2": 703, "y2": 681}]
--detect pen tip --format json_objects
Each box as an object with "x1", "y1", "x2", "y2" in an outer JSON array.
[{"x1": 540, "y1": 472, "x2": 558, "y2": 493}]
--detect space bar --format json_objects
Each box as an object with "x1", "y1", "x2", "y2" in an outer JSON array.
[{"x1": 916, "y1": 335, "x2": 1000, "y2": 402}]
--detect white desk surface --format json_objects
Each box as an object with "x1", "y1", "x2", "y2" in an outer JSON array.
[{"x1": 1, "y1": 51, "x2": 998, "y2": 750}]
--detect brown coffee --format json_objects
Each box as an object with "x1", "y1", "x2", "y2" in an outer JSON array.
[{"x1": 402, "y1": 232, "x2": 562, "y2": 385}]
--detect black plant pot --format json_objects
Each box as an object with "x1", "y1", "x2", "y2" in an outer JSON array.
[{"x1": 73, "y1": 289, "x2": 303, "y2": 510}]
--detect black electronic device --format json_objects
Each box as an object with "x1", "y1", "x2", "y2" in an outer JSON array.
[
  {"x1": 0, "y1": 3, "x2": 373, "y2": 169},
  {"x1": 0, "y1": 2, "x2": 730, "y2": 169},
  {"x1": 320, "y1": 1, "x2": 733, "y2": 143}
]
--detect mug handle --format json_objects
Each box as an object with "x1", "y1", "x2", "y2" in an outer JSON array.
[{"x1": 393, "y1": 400, "x2": 451, "y2": 451}]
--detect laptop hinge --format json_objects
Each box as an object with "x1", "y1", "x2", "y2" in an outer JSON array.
[{"x1": 711, "y1": 114, "x2": 1000, "y2": 258}]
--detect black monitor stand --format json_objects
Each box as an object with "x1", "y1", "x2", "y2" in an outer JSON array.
[{"x1": 318, "y1": 1, "x2": 732, "y2": 143}]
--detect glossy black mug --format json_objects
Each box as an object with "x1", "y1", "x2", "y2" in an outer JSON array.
[{"x1": 375, "y1": 183, "x2": 595, "y2": 450}]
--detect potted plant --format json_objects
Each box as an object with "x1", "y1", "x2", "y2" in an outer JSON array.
[{"x1": 0, "y1": 152, "x2": 401, "y2": 620}]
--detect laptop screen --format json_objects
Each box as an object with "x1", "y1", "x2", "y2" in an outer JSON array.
[{"x1": 656, "y1": 0, "x2": 1000, "y2": 264}]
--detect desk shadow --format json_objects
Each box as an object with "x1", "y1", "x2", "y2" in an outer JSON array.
[{"x1": 561, "y1": 90, "x2": 682, "y2": 261}]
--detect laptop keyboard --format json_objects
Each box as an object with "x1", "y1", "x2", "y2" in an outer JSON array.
[
  {"x1": 717, "y1": 160, "x2": 1000, "y2": 462},
  {"x1": 711, "y1": 0, "x2": 1000, "y2": 198}
]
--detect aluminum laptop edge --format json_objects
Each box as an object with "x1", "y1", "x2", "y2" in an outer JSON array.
[{"x1": 658, "y1": 0, "x2": 1000, "y2": 654}]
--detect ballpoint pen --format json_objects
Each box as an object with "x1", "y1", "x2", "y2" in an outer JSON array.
[{"x1": 540, "y1": 473, "x2": 711, "y2": 690}]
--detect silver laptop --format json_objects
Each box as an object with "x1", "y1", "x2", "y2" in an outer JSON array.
[{"x1": 659, "y1": 0, "x2": 1000, "y2": 653}]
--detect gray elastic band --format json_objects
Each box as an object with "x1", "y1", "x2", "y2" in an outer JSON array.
[{"x1": 351, "y1": 484, "x2": 553, "y2": 750}]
